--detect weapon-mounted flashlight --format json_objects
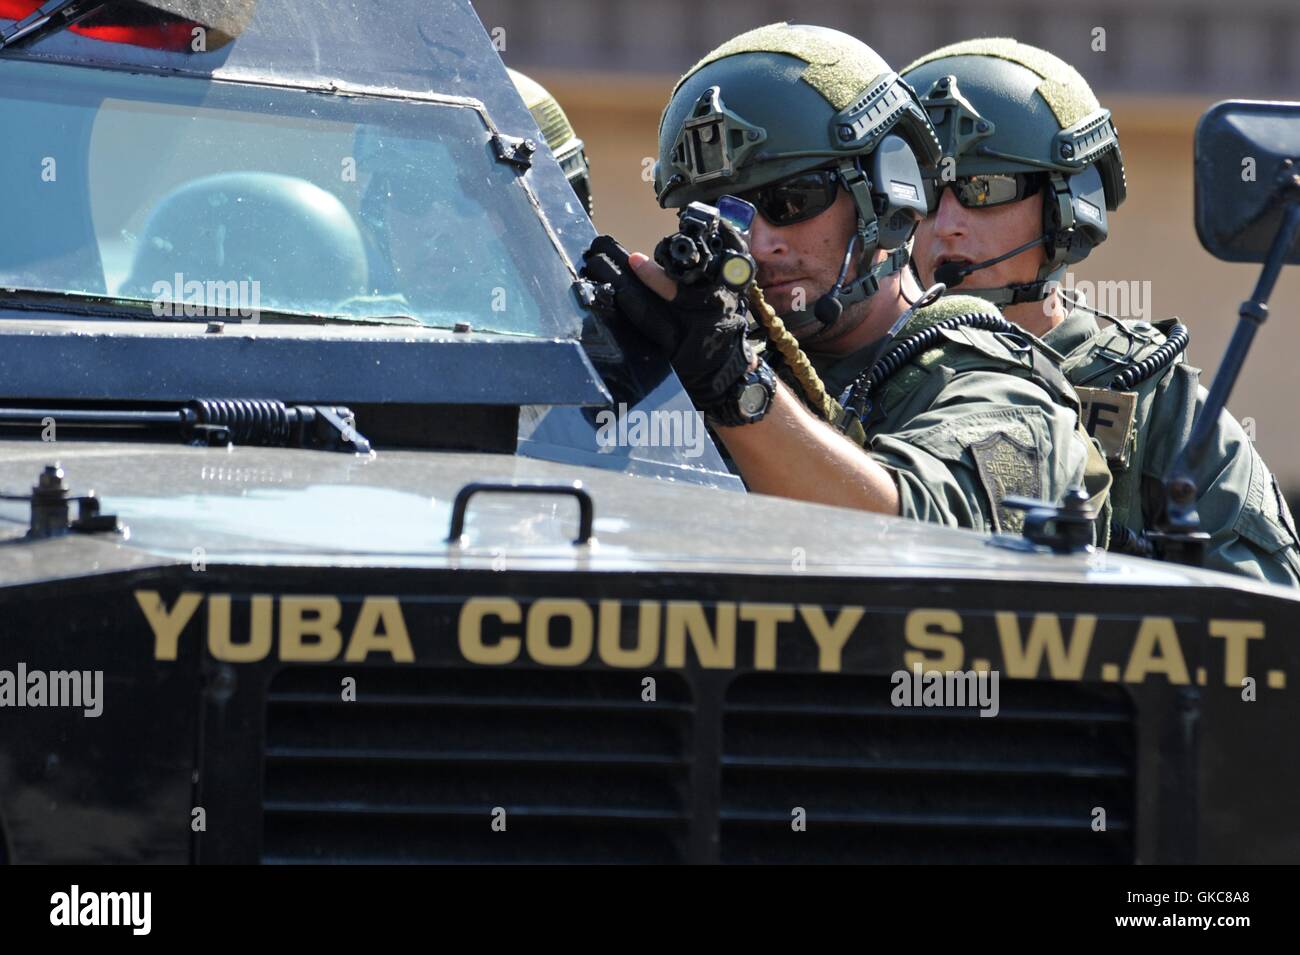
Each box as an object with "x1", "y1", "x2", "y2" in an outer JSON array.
[{"x1": 655, "y1": 196, "x2": 757, "y2": 291}]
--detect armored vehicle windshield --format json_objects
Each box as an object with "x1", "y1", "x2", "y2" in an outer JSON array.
[
  {"x1": 0, "y1": 0, "x2": 739, "y2": 483},
  {"x1": 0, "y1": 57, "x2": 582, "y2": 336}
]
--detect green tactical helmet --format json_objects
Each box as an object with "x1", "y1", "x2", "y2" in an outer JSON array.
[
  {"x1": 508, "y1": 68, "x2": 594, "y2": 216},
  {"x1": 902, "y1": 39, "x2": 1127, "y2": 305},
  {"x1": 654, "y1": 23, "x2": 943, "y2": 322},
  {"x1": 123, "y1": 172, "x2": 369, "y2": 310}
]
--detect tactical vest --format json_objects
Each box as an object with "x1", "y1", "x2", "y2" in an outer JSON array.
[
  {"x1": 1028, "y1": 303, "x2": 1299, "y2": 583},
  {"x1": 1052, "y1": 305, "x2": 1300, "y2": 574},
  {"x1": 1053, "y1": 309, "x2": 1187, "y2": 549},
  {"x1": 771, "y1": 294, "x2": 1113, "y2": 544}
]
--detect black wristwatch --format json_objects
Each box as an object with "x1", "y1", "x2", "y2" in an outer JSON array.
[{"x1": 701, "y1": 359, "x2": 776, "y2": 428}]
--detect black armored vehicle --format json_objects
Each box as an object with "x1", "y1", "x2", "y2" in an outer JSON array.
[{"x1": 0, "y1": 0, "x2": 1298, "y2": 864}]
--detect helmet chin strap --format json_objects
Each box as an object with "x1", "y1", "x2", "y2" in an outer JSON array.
[
  {"x1": 792, "y1": 243, "x2": 910, "y2": 347},
  {"x1": 811, "y1": 243, "x2": 911, "y2": 326},
  {"x1": 956, "y1": 269, "x2": 1064, "y2": 307}
]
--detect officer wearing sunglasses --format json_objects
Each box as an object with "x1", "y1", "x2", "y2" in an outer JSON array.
[
  {"x1": 740, "y1": 167, "x2": 1043, "y2": 226},
  {"x1": 731, "y1": 166, "x2": 845, "y2": 228},
  {"x1": 583, "y1": 24, "x2": 1110, "y2": 536},
  {"x1": 905, "y1": 39, "x2": 1300, "y2": 584}
]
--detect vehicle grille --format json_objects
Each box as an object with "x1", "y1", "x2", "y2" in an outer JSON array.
[
  {"x1": 721, "y1": 673, "x2": 1136, "y2": 864},
  {"x1": 260, "y1": 668, "x2": 1136, "y2": 863},
  {"x1": 262, "y1": 667, "x2": 692, "y2": 863}
]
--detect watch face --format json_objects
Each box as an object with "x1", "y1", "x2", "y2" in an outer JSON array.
[{"x1": 738, "y1": 381, "x2": 768, "y2": 417}]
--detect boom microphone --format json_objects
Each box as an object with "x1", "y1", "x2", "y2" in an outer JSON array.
[
  {"x1": 813, "y1": 290, "x2": 844, "y2": 325},
  {"x1": 933, "y1": 235, "x2": 1047, "y2": 288},
  {"x1": 812, "y1": 232, "x2": 862, "y2": 326}
]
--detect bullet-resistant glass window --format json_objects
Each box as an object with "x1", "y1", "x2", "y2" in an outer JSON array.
[{"x1": 0, "y1": 58, "x2": 582, "y2": 337}]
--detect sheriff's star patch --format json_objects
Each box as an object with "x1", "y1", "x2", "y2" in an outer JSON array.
[{"x1": 969, "y1": 431, "x2": 1043, "y2": 534}]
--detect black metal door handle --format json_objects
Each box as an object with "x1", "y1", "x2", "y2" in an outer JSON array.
[{"x1": 447, "y1": 480, "x2": 594, "y2": 545}]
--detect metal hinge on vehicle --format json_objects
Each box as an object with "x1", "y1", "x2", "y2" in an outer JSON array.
[{"x1": 493, "y1": 133, "x2": 537, "y2": 170}]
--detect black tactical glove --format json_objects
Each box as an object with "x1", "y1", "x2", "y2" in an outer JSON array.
[{"x1": 581, "y1": 234, "x2": 751, "y2": 407}]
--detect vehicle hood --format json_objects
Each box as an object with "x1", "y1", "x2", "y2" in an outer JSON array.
[{"x1": 0, "y1": 439, "x2": 1292, "y2": 596}]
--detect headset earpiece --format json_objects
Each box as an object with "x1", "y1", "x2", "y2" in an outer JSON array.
[
  {"x1": 869, "y1": 134, "x2": 928, "y2": 249},
  {"x1": 1040, "y1": 165, "x2": 1108, "y2": 271},
  {"x1": 1066, "y1": 163, "x2": 1109, "y2": 250}
]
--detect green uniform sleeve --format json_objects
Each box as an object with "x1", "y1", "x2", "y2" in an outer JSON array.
[
  {"x1": 1143, "y1": 368, "x2": 1300, "y2": 586},
  {"x1": 866, "y1": 368, "x2": 1093, "y2": 532}
]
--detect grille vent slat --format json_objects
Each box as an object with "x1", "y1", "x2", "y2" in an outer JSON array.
[
  {"x1": 259, "y1": 667, "x2": 1138, "y2": 863},
  {"x1": 720, "y1": 673, "x2": 1136, "y2": 864},
  {"x1": 262, "y1": 668, "x2": 692, "y2": 863}
]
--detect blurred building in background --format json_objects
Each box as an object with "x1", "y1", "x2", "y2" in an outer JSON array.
[{"x1": 475, "y1": 0, "x2": 1300, "y2": 494}]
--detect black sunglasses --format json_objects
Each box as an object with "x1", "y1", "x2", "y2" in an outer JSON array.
[
  {"x1": 733, "y1": 168, "x2": 841, "y2": 227},
  {"x1": 932, "y1": 172, "x2": 1045, "y2": 209}
]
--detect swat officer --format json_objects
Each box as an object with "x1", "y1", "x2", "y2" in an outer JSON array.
[
  {"x1": 583, "y1": 23, "x2": 1110, "y2": 535},
  {"x1": 904, "y1": 38, "x2": 1300, "y2": 583}
]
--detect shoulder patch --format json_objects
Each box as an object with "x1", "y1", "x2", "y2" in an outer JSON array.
[
  {"x1": 905, "y1": 407, "x2": 1038, "y2": 461},
  {"x1": 969, "y1": 431, "x2": 1044, "y2": 534}
]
